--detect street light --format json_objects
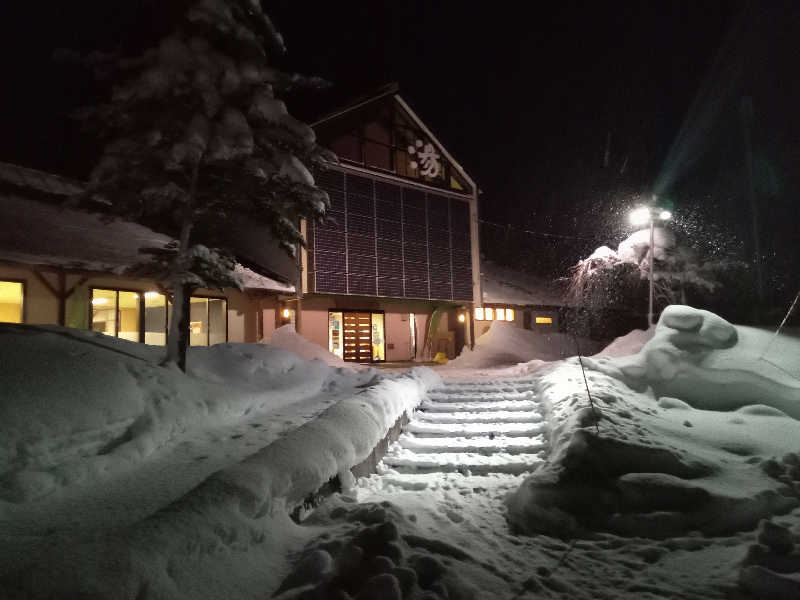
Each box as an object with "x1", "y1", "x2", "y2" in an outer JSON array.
[{"x1": 629, "y1": 204, "x2": 672, "y2": 326}]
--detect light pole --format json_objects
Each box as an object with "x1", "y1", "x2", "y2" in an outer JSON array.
[{"x1": 629, "y1": 205, "x2": 672, "y2": 326}]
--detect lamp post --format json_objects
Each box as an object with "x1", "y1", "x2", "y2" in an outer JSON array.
[{"x1": 629, "y1": 205, "x2": 672, "y2": 326}]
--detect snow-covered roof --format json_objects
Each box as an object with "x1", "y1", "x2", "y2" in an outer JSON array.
[
  {"x1": 0, "y1": 162, "x2": 295, "y2": 293},
  {"x1": 481, "y1": 260, "x2": 566, "y2": 307},
  {"x1": 0, "y1": 160, "x2": 84, "y2": 196},
  {"x1": 0, "y1": 193, "x2": 294, "y2": 293}
]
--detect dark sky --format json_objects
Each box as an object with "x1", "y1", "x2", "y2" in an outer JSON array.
[{"x1": 0, "y1": 1, "x2": 797, "y2": 302}]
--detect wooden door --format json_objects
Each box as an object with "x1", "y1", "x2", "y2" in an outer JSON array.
[{"x1": 343, "y1": 312, "x2": 372, "y2": 362}]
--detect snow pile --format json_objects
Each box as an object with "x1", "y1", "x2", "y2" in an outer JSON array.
[
  {"x1": 507, "y1": 305, "x2": 800, "y2": 542},
  {"x1": 593, "y1": 326, "x2": 654, "y2": 358},
  {"x1": 0, "y1": 324, "x2": 337, "y2": 504},
  {"x1": 266, "y1": 323, "x2": 364, "y2": 370},
  {"x1": 0, "y1": 322, "x2": 439, "y2": 599},
  {"x1": 448, "y1": 320, "x2": 603, "y2": 370}
]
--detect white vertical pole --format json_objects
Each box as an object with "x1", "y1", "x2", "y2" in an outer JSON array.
[{"x1": 648, "y1": 216, "x2": 655, "y2": 327}]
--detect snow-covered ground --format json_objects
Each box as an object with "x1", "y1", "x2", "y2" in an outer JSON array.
[{"x1": 2, "y1": 306, "x2": 799, "y2": 599}]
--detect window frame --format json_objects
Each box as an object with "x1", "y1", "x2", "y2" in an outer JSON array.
[
  {"x1": 0, "y1": 278, "x2": 26, "y2": 324},
  {"x1": 89, "y1": 286, "x2": 145, "y2": 342},
  {"x1": 189, "y1": 294, "x2": 229, "y2": 347},
  {"x1": 87, "y1": 287, "x2": 229, "y2": 346}
]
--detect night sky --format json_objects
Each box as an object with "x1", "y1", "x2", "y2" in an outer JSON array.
[{"x1": 1, "y1": 1, "x2": 797, "y2": 309}]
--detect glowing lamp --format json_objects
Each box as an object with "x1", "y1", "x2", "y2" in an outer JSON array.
[
  {"x1": 629, "y1": 206, "x2": 651, "y2": 226},
  {"x1": 458, "y1": 313, "x2": 466, "y2": 323},
  {"x1": 282, "y1": 308, "x2": 290, "y2": 319}
]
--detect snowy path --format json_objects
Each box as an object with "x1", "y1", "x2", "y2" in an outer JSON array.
[{"x1": 382, "y1": 378, "x2": 547, "y2": 476}]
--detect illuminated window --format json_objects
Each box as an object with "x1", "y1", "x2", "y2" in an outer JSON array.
[
  {"x1": 495, "y1": 308, "x2": 505, "y2": 321},
  {"x1": 91, "y1": 288, "x2": 141, "y2": 340},
  {"x1": 0, "y1": 280, "x2": 24, "y2": 323},
  {"x1": 189, "y1": 297, "x2": 228, "y2": 346},
  {"x1": 536, "y1": 316, "x2": 553, "y2": 324},
  {"x1": 144, "y1": 291, "x2": 167, "y2": 346},
  {"x1": 329, "y1": 312, "x2": 343, "y2": 358},
  {"x1": 485, "y1": 307, "x2": 494, "y2": 321},
  {"x1": 506, "y1": 309, "x2": 515, "y2": 321},
  {"x1": 474, "y1": 307, "x2": 484, "y2": 321}
]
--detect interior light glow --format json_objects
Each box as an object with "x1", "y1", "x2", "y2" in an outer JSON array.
[
  {"x1": 659, "y1": 210, "x2": 672, "y2": 220},
  {"x1": 474, "y1": 307, "x2": 484, "y2": 321},
  {"x1": 495, "y1": 308, "x2": 505, "y2": 321},
  {"x1": 506, "y1": 309, "x2": 514, "y2": 321},
  {"x1": 458, "y1": 313, "x2": 466, "y2": 323},
  {"x1": 282, "y1": 308, "x2": 290, "y2": 319},
  {"x1": 91, "y1": 297, "x2": 108, "y2": 305},
  {"x1": 144, "y1": 291, "x2": 159, "y2": 299},
  {"x1": 485, "y1": 307, "x2": 494, "y2": 321},
  {"x1": 536, "y1": 316, "x2": 553, "y2": 324}
]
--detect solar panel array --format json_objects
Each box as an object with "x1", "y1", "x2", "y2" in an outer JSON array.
[{"x1": 310, "y1": 170, "x2": 473, "y2": 301}]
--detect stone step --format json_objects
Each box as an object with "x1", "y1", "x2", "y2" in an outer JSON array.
[
  {"x1": 427, "y1": 390, "x2": 535, "y2": 403},
  {"x1": 432, "y1": 382, "x2": 537, "y2": 394},
  {"x1": 414, "y1": 410, "x2": 543, "y2": 424},
  {"x1": 420, "y1": 399, "x2": 540, "y2": 413},
  {"x1": 382, "y1": 450, "x2": 544, "y2": 475},
  {"x1": 397, "y1": 434, "x2": 547, "y2": 455},
  {"x1": 405, "y1": 420, "x2": 545, "y2": 438}
]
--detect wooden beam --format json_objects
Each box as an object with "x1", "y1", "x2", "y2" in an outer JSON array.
[
  {"x1": 33, "y1": 270, "x2": 58, "y2": 298},
  {"x1": 57, "y1": 270, "x2": 66, "y2": 326}
]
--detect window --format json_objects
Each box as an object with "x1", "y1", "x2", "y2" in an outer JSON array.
[
  {"x1": 90, "y1": 288, "x2": 226, "y2": 345},
  {"x1": 91, "y1": 288, "x2": 140, "y2": 340},
  {"x1": 474, "y1": 306, "x2": 515, "y2": 322},
  {"x1": 535, "y1": 316, "x2": 553, "y2": 324},
  {"x1": 189, "y1": 296, "x2": 228, "y2": 346},
  {"x1": 0, "y1": 280, "x2": 24, "y2": 323},
  {"x1": 144, "y1": 291, "x2": 168, "y2": 346}
]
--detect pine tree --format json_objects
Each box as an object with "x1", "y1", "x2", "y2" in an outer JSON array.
[{"x1": 76, "y1": 0, "x2": 331, "y2": 370}]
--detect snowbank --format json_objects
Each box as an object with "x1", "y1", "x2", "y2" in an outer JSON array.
[
  {"x1": 506, "y1": 306, "x2": 800, "y2": 543},
  {"x1": 593, "y1": 326, "x2": 654, "y2": 358},
  {"x1": 266, "y1": 323, "x2": 364, "y2": 370},
  {"x1": 448, "y1": 320, "x2": 603, "y2": 370},
  {"x1": 0, "y1": 322, "x2": 440, "y2": 599},
  {"x1": 0, "y1": 324, "x2": 337, "y2": 503}
]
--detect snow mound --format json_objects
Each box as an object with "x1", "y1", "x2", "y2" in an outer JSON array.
[
  {"x1": 0, "y1": 324, "x2": 337, "y2": 503},
  {"x1": 0, "y1": 322, "x2": 439, "y2": 599},
  {"x1": 448, "y1": 321, "x2": 603, "y2": 369},
  {"x1": 267, "y1": 324, "x2": 364, "y2": 370},
  {"x1": 506, "y1": 305, "x2": 800, "y2": 540},
  {"x1": 594, "y1": 326, "x2": 654, "y2": 358}
]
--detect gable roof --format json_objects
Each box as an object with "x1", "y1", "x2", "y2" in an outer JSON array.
[{"x1": 313, "y1": 84, "x2": 476, "y2": 193}]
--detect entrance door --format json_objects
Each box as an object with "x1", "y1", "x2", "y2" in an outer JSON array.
[{"x1": 343, "y1": 312, "x2": 373, "y2": 362}]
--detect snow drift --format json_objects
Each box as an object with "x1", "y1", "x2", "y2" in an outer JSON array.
[
  {"x1": 448, "y1": 320, "x2": 603, "y2": 369},
  {"x1": 0, "y1": 323, "x2": 439, "y2": 599},
  {"x1": 507, "y1": 305, "x2": 800, "y2": 542}
]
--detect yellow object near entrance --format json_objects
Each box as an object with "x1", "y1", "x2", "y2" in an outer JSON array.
[{"x1": 433, "y1": 352, "x2": 449, "y2": 364}]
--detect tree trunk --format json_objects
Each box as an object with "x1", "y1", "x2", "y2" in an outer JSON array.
[
  {"x1": 164, "y1": 162, "x2": 199, "y2": 371},
  {"x1": 166, "y1": 283, "x2": 192, "y2": 371}
]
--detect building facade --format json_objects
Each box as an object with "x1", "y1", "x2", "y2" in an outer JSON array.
[
  {"x1": 0, "y1": 86, "x2": 483, "y2": 363},
  {"x1": 294, "y1": 86, "x2": 481, "y2": 362}
]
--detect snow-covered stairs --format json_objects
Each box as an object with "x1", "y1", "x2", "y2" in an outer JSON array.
[{"x1": 381, "y1": 380, "x2": 546, "y2": 476}]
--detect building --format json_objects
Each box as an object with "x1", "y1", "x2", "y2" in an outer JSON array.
[
  {"x1": 0, "y1": 85, "x2": 482, "y2": 362},
  {"x1": 291, "y1": 84, "x2": 481, "y2": 362},
  {"x1": 473, "y1": 260, "x2": 566, "y2": 337},
  {"x1": 0, "y1": 161, "x2": 292, "y2": 346}
]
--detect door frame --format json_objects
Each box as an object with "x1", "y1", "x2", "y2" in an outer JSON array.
[{"x1": 329, "y1": 308, "x2": 387, "y2": 363}]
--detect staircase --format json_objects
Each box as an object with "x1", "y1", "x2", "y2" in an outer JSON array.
[{"x1": 381, "y1": 379, "x2": 547, "y2": 476}]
